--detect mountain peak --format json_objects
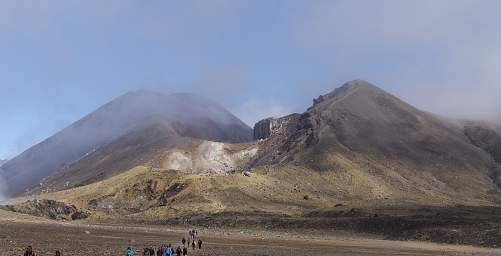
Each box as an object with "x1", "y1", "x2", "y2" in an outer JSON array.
[
  {"x1": 2, "y1": 90, "x2": 252, "y2": 197},
  {"x1": 309, "y1": 80, "x2": 388, "y2": 111},
  {"x1": 341, "y1": 79, "x2": 378, "y2": 89},
  {"x1": 329, "y1": 80, "x2": 384, "y2": 98}
]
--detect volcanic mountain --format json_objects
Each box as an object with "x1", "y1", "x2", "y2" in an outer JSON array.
[
  {"x1": 0, "y1": 91, "x2": 252, "y2": 197},
  {"x1": 5, "y1": 80, "x2": 501, "y2": 248},
  {"x1": 252, "y1": 80, "x2": 501, "y2": 205},
  {"x1": 17, "y1": 80, "x2": 501, "y2": 215}
]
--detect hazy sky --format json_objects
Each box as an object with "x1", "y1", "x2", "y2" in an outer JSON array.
[{"x1": 1, "y1": 0, "x2": 501, "y2": 159}]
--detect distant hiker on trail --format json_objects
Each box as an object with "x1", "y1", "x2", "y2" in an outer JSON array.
[
  {"x1": 143, "y1": 248, "x2": 151, "y2": 256},
  {"x1": 163, "y1": 244, "x2": 173, "y2": 256},
  {"x1": 182, "y1": 247, "x2": 188, "y2": 256},
  {"x1": 125, "y1": 247, "x2": 135, "y2": 256},
  {"x1": 197, "y1": 239, "x2": 203, "y2": 249},
  {"x1": 157, "y1": 246, "x2": 163, "y2": 256},
  {"x1": 55, "y1": 251, "x2": 61, "y2": 256},
  {"x1": 189, "y1": 229, "x2": 198, "y2": 241},
  {"x1": 191, "y1": 240, "x2": 195, "y2": 250},
  {"x1": 176, "y1": 246, "x2": 182, "y2": 256},
  {"x1": 182, "y1": 237, "x2": 186, "y2": 246},
  {"x1": 149, "y1": 248, "x2": 155, "y2": 256},
  {"x1": 24, "y1": 246, "x2": 37, "y2": 256}
]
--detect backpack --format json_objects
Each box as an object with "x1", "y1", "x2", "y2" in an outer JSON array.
[{"x1": 126, "y1": 249, "x2": 135, "y2": 256}]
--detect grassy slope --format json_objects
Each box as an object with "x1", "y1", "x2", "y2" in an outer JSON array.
[{"x1": 34, "y1": 156, "x2": 498, "y2": 225}]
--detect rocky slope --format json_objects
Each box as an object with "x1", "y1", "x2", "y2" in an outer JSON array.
[
  {"x1": 14, "y1": 80, "x2": 501, "y2": 205},
  {"x1": 252, "y1": 80, "x2": 501, "y2": 204},
  {"x1": 0, "y1": 91, "x2": 252, "y2": 197},
  {"x1": 463, "y1": 121, "x2": 501, "y2": 187},
  {"x1": 1, "y1": 199, "x2": 88, "y2": 221},
  {"x1": 23, "y1": 80, "x2": 501, "y2": 212}
]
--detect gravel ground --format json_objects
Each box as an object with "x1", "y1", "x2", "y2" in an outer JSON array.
[{"x1": 1, "y1": 220, "x2": 501, "y2": 256}]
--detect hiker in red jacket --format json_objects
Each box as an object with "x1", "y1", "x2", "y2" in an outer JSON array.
[{"x1": 24, "y1": 246, "x2": 37, "y2": 256}]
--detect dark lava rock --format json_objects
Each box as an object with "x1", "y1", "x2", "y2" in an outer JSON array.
[
  {"x1": 6, "y1": 199, "x2": 85, "y2": 221},
  {"x1": 71, "y1": 211, "x2": 89, "y2": 220}
]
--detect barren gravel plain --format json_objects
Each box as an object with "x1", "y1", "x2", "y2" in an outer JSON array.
[{"x1": 1, "y1": 220, "x2": 501, "y2": 256}]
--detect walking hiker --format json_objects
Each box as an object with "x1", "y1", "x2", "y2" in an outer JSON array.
[
  {"x1": 182, "y1": 237, "x2": 186, "y2": 246},
  {"x1": 197, "y1": 239, "x2": 202, "y2": 249},
  {"x1": 125, "y1": 247, "x2": 135, "y2": 256},
  {"x1": 191, "y1": 240, "x2": 195, "y2": 250},
  {"x1": 176, "y1": 246, "x2": 182, "y2": 256},
  {"x1": 157, "y1": 246, "x2": 163, "y2": 256},
  {"x1": 182, "y1": 247, "x2": 188, "y2": 256},
  {"x1": 55, "y1": 251, "x2": 61, "y2": 256},
  {"x1": 163, "y1": 244, "x2": 173, "y2": 256},
  {"x1": 24, "y1": 246, "x2": 37, "y2": 256}
]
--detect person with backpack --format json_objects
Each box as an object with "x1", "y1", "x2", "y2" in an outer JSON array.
[
  {"x1": 197, "y1": 239, "x2": 202, "y2": 249},
  {"x1": 175, "y1": 246, "x2": 182, "y2": 256},
  {"x1": 181, "y1": 237, "x2": 186, "y2": 247},
  {"x1": 191, "y1": 240, "x2": 195, "y2": 250},
  {"x1": 163, "y1": 244, "x2": 173, "y2": 256},
  {"x1": 182, "y1": 247, "x2": 188, "y2": 256},
  {"x1": 24, "y1": 246, "x2": 37, "y2": 256},
  {"x1": 125, "y1": 247, "x2": 135, "y2": 256}
]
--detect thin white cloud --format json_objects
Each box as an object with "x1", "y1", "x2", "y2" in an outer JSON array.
[{"x1": 234, "y1": 99, "x2": 293, "y2": 127}]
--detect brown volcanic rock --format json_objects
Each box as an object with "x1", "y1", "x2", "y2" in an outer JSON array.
[
  {"x1": 2, "y1": 199, "x2": 88, "y2": 221},
  {"x1": 463, "y1": 122, "x2": 501, "y2": 187},
  {"x1": 464, "y1": 122, "x2": 501, "y2": 163},
  {"x1": 252, "y1": 80, "x2": 501, "y2": 204},
  {"x1": 253, "y1": 115, "x2": 301, "y2": 140}
]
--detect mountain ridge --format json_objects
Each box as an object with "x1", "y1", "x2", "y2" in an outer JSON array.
[
  {"x1": 4, "y1": 80, "x2": 501, "y2": 249},
  {"x1": 5, "y1": 80, "x2": 501, "y2": 207},
  {"x1": 1, "y1": 91, "x2": 252, "y2": 197}
]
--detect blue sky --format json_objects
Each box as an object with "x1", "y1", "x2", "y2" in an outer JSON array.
[{"x1": 1, "y1": 0, "x2": 501, "y2": 159}]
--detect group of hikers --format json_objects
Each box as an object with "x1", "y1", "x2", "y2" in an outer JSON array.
[
  {"x1": 127, "y1": 229, "x2": 203, "y2": 256},
  {"x1": 23, "y1": 246, "x2": 61, "y2": 256},
  {"x1": 131, "y1": 238, "x2": 203, "y2": 255},
  {"x1": 22, "y1": 229, "x2": 203, "y2": 256}
]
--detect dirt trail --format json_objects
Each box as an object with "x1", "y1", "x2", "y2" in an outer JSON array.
[{"x1": 1, "y1": 220, "x2": 500, "y2": 256}]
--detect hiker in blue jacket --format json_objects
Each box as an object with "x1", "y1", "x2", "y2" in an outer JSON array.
[
  {"x1": 125, "y1": 247, "x2": 135, "y2": 256},
  {"x1": 163, "y1": 244, "x2": 173, "y2": 256}
]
